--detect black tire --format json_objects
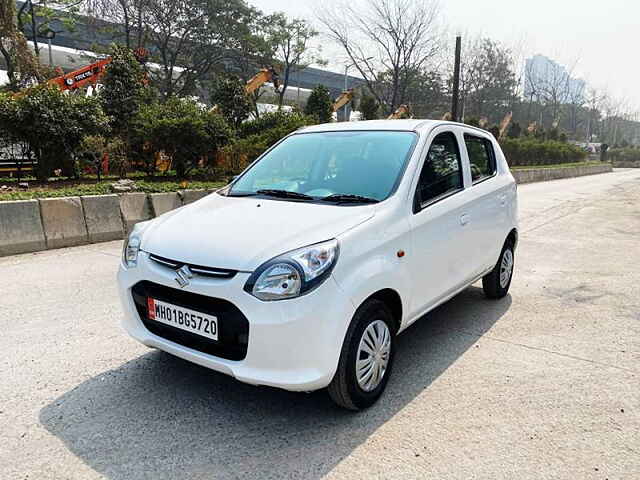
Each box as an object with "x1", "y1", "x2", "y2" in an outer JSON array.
[
  {"x1": 482, "y1": 240, "x2": 515, "y2": 299},
  {"x1": 328, "y1": 299, "x2": 396, "y2": 411}
]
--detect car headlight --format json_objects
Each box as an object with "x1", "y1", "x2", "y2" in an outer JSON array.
[
  {"x1": 122, "y1": 222, "x2": 149, "y2": 268},
  {"x1": 244, "y1": 239, "x2": 339, "y2": 301}
]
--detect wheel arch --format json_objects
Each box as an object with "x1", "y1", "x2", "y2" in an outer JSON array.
[{"x1": 361, "y1": 288, "x2": 403, "y2": 333}]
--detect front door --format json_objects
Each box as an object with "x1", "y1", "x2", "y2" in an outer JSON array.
[{"x1": 407, "y1": 130, "x2": 472, "y2": 319}]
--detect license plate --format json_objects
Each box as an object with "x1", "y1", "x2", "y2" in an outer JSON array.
[{"x1": 147, "y1": 298, "x2": 218, "y2": 341}]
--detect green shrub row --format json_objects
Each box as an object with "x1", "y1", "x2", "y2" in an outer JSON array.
[
  {"x1": 608, "y1": 147, "x2": 640, "y2": 163},
  {"x1": 499, "y1": 138, "x2": 587, "y2": 167},
  {"x1": 0, "y1": 180, "x2": 225, "y2": 201}
]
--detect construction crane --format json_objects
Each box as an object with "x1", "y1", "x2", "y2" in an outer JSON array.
[
  {"x1": 46, "y1": 47, "x2": 149, "y2": 94},
  {"x1": 48, "y1": 57, "x2": 112, "y2": 92},
  {"x1": 387, "y1": 104, "x2": 412, "y2": 120},
  {"x1": 498, "y1": 112, "x2": 513, "y2": 139},
  {"x1": 245, "y1": 66, "x2": 280, "y2": 95},
  {"x1": 332, "y1": 89, "x2": 354, "y2": 112}
]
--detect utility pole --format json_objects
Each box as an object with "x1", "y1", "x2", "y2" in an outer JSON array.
[
  {"x1": 343, "y1": 64, "x2": 349, "y2": 122},
  {"x1": 451, "y1": 35, "x2": 462, "y2": 122}
]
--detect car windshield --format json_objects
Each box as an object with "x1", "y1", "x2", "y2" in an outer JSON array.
[{"x1": 228, "y1": 131, "x2": 417, "y2": 203}]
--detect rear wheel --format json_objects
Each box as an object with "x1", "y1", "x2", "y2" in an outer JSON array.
[
  {"x1": 328, "y1": 299, "x2": 395, "y2": 410},
  {"x1": 482, "y1": 241, "x2": 515, "y2": 299}
]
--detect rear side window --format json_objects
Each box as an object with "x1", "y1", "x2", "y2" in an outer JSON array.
[
  {"x1": 415, "y1": 132, "x2": 463, "y2": 208},
  {"x1": 464, "y1": 134, "x2": 496, "y2": 183}
]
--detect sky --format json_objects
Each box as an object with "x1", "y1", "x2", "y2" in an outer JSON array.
[{"x1": 250, "y1": 0, "x2": 639, "y2": 112}]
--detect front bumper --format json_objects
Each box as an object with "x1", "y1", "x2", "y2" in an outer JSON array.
[{"x1": 117, "y1": 251, "x2": 356, "y2": 392}]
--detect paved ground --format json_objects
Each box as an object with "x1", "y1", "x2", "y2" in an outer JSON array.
[{"x1": 1, "y1": 169, "x2": 639, "y2": 480}]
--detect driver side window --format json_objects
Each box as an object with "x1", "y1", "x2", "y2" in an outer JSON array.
[{"x1": 415, "y1": 132, "x2": 463, "y2": 210}]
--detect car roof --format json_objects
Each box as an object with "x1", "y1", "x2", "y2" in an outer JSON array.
[
  {"x1": 297, "y1": 119, "x2": 493, "y2": 137},
  {"x1": 299, "y1": 119, "x2": 437, "y2": 133}
]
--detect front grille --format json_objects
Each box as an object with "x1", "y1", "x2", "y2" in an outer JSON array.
[
  {"x1": 132, "y1": 281, "x2": 249, "y2": 361},
  {"x1": 148, "y1": 253, "x2": 237, "y2": 279}
]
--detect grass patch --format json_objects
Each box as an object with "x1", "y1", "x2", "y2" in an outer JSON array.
[
  {"x1": 0, "y1": 179, "x2": 226, "y2": 201},
  {"x1": 510, "y1": 161, "x2": 607, "y2": 170}
]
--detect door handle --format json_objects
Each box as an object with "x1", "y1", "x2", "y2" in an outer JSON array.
[
  {"x1": 460, "y1": 213, "x2": 470, "y2": 226},
  {"x1": 499, "y1": 194, "x2": 507, "y2": 206}
]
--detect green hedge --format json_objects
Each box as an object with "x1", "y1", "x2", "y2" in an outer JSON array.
[
  {"x1": 608, "y1": 147, "x2": 640, "y2": 163},
  {"x1": 499, "y1": 138, "x2": 587, "y2": 167}
]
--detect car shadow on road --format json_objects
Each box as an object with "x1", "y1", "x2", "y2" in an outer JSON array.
[{"x1": 39, "y1": 286, "x2": 511, "y2": 480}]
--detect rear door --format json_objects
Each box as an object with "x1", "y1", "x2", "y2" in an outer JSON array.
[{"x1": 460, "y1": 131, "x2": 506, "y2": 276}]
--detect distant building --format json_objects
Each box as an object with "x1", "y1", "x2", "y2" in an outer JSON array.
[{"x1": 524, "y1": 55, "x2": 586, "y2": 102}]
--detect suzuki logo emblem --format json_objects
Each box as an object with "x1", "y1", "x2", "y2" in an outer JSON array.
[{"x1": 175, "y1": 265, "x2": 193, "y2": 288}]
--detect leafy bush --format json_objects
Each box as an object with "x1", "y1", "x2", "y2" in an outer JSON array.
[
  {"x1": 237, "y1": 111, "x2": 313, "y2": 138},
  {"x1": 499, "y1": 138, "x2": 587, "y2": 167},
  {"x1": 132, "y1": 97, "x2": 233, "y2": 177},
  {"x1": 221, "y1": 111, "x2": 315, "y2": 174},
  {"x1": 2, "y1": 84, "x2": 110, "y2": 180}
]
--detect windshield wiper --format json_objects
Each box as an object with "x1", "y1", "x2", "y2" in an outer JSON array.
[
  {"x1": 320, "y1": 194, "x2": 379, "y2": 204},
  {"x1": 226, "y1": 191, "x2": 258, "y2": 197},
  {"x1": 256, "y1": 189, "x2": 314, "y2": 200}
]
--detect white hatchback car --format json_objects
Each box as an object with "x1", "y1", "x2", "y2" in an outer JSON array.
[{"x1": 117, "y1": 119, "x2": 518, "y2": 410}]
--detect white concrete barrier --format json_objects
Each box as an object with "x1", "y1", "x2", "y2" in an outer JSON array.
[
  {"x1": 119, "y1": 192, "x2": 153, "y2": 233},
  {"x1": 512, "y1": 163, "x2": 612, "y2": 184},
  {"x1": 0, "y1": 190, "x2": 219, "y2": 256},
  {"x1": 82, "y1": 194, "x2": 125, "y2": 242},
  {"x1": 149, "y1": 192, "x2": 182, "y2": 217},
  {"x1": 612, "y1": 160, "x2": 640, "y2": 168},
  {"x1": 0, "y1": 200, "x2": 46, "y2": 255},
  {"x1": 39, "y1": 197, "x2": 89, "y2": 249}
]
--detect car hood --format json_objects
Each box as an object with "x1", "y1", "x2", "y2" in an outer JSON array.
[{"x1": 141, "y1": 194, "x2": 375, "y2": 271}]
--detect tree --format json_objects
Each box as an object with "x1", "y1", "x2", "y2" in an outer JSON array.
[
  {"x1": 143, "y1": 0, "x2": 260, "y2": 98},
  {"x1": 10, "y1": 84, "x2": 109, "y2": 179},
  {"x1": 225, "y1": 6, "x2": 276, "y2": 118},
  {"x1": 266, "y1": 13, "x2": 322, "y2": 109},
  {"x1": 318, "y1": 0, "x2": 441, "y2": 116},
  {"x1": 304, "y1": 85, "x2": 333, "y2": 123},
  {"x1": 85, "y1": 0, "x2": 150, "y2": 49},
  {"x1": 16, "y1": 0, "x2": 81, "y2": 58},
  {"x1": 0, "y1": 0, "x2": 48, "y2": 91},
  {"x1": 460, "y1": 39, "x2": 518, "y2": 123},
  {"x1": 100, "y1": 44, "x2": 147, "y2": 136},
  {"x1": 210, "y1": 75, "x2": 252, "y2": 129},
  {"x1": 359, "y1": 91, "x2": 379, "y2": 120},
  {"x1": 386, "y1": 67, "x2": 445, "y2": 118}
]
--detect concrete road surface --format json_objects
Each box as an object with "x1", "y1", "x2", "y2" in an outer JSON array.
[{"x1": 1, "y1": 169, "x2": 639, "y2": 480}]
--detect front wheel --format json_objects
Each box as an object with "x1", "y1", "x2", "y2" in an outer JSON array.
[
  {"x1": 482, "y1": 241, "x2": 515, "y2": 299},
  {"x1": 328, "y1": 299, "x2": 395, "y2": 411}
]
